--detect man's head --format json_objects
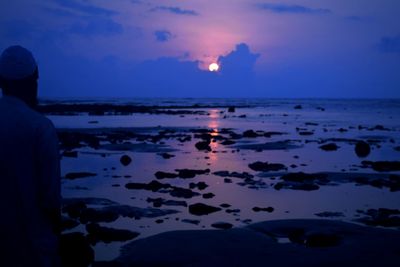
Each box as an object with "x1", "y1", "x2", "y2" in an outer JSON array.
[{"x1": 0, "y1": 46, "x2": 39, "y2": 109}]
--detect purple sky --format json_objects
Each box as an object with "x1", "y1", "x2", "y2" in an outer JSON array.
[{"x1": 1, "y1": 0, "x2": 400, "y2": 98}]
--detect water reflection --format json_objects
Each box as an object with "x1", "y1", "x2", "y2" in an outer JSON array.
[{"x1": 208, "y1": 109, "x2": 220, "y2": 163}]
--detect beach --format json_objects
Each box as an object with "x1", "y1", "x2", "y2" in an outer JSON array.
[{"x1": 49, "y1": 98, "x2": 400, "y2": 265}]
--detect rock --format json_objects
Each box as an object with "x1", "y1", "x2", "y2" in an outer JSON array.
[
  {"x1": 154, "y1": 171, "x2": 178, "y2": 179},
  {"x1": 65, "y1": 172, "x2": 97, "y2": 180},
  {"x1": 79, "y1": 208, "x2": 119, "y2": 224},
  {"x1": 294, "y1": 105, "x2": 302, "y2": 109},
  {"x1": 361, "y1": 161, "x2": 400, "y2": 172},
  {"x1": 147, "y1": 198, "x2": 187, "y2": 208},
  {"x1": 213, "y1": 171, "x2": 254, "y2": 179},
  {"x1": 195, "y1": 141, "x2": 211, "y2": 151},
  {"x1": 60, "y1": 232, "x2": 94, "y2": 267},
  {"x1": 356, "y1": 208, "x2": 400, "y2": 227},
  {"x1": 319, "y1": 143, "x2": 339, "y2": 151},
  {"x1": 211, "y1": 222, "x2": 233, "y2": 230},
  {"x1": 248, "y1": 161, "x2": 287, "y2": 172},
  {"x1": 189, "y1": 203, "x2": 222, "y2": 216},
  {"x1": 125, "y1": 180, "x2": 172, "y2": 191},
  {"x1": 169, "y1": 187, "x2": 200, "y2": 199},
  {"x1": 252, "y1": 207, "x2": 274, "y2": 213},
  {"x1": 176, "y1": 168, "x2": 210, "y2": 179},
  {"x1": 221, "y1": 140, "x2": 236, "y2": 145},
  {"x1": 86, "y1": 223, "x2": 140, "y2": 244},
  {"x1": 355, "y1": 141, "x2": 371, "y2": 158},
  {"x1": 189, "y1": 181, "x2": 209, "y2": 190},
  {"x1": 298, "y1": 131, "x2": 314, "y2": 136},
  {"x1": 202, "y1": 193, "x2": 215, "y2": 199},
  {"x1": 243, "y1": 130, "x2": 259, "y2": 138},
  {"x1": 158, "y1": 153, "x2": 175, "y2": 159},
  {"x1": 120, "y1": 155, "x2": 132, "y2": 166},
  {"x1": 305, "y1": 231, "x2": 341, "y2": 247},
  {"x1": 224, "y1": 178, "x2": 232, "y2": 183},
  {"x1": 62, "y1": 201, "x2": 87, "y2": 218},
  {"x1": 228, "y1": 106, "x2": 235, "y2": 112},
  {"x1": 280, "y1": 172, "x2": 320, "y2": 182},
  {"x1": 220, "y1": 203, "x2": 231, "y2": 208}
]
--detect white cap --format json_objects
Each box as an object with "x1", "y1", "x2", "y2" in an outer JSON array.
[{"x1": 0, "y1": 45, "x2": 37, "y2": 80}]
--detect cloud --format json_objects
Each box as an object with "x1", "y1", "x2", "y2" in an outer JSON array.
[
  {"x1": 69, "y1": 18, "x2": 123, "y2": 36},
  {"x1": 378, "y1": 34, "x2": 400, "y2": 53},
  {"x1": 150, "y1": 6, "x2": 199, "y2": 16},
  {"x1": 53, "y1": 0, "x2": 118, "y2": 17},
  {"x1": 257, "y1": 3, "x2": 331, "y2": 14},
  {"x1": 154, "y1": 30, "x2": 173, "y2": 42},
  {"x1": 124, "y1": 43, "x2": 259, "y2": 97}
]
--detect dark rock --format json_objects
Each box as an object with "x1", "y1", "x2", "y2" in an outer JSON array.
[
  {"x1": 65, "y1": 172, "x2": 97, "y2": 180},
  {"x1": 189, "y1": 203, "x2": 222, "y2": 216},
  {"x1": 195, "y1": 141, "x2": 211, "y2": 151},
  {"x1": 361, "y1": 161, "x2": 400, "y2": 172},
  {"x1": 280, "y1": 172, "x2": 320, "y2": 182},
  {"x1": 224, "y1": 178, "x2": 232, "y2": 183},
  {"x1": 305, "y1": 231, "x2": 341, "y2": 247},
  {"x1": 202, "y1": 193, "x2": 215, "y2": 199},
  {"x1": 252, "y1": 207, "x2": 274, "y2": 213},
  {"x1": 243, "y1": 130, "x2": 259, "y2": 138},
  {"x1": 220, "y1": 203, "x2": 231, "y2": 208},
  {"x1": 159, "y1": 153, "x2": 175, "y2": 159},
  {"x1": 226, "y1": 209, "x2": 240, "y2": 214},
  {"x1": 356, "y1": 208, "x2": 400, "y2": 227},
  {"x1": 86, "y1": 223, "x2": 140, "y2": 244},
  {"x1": 213, "y1": 171, "x2": 254, "y2": 179},
  {"x1": 228, "y1": 106, "x2": 235, "y2": 113},
  {"x1": 147, "y1": 198, "x2": 187, "y2": 208},
  {"x1": 79, "y1": 208, "x2": 119, "y2": 224},
  {"x1": 319, "y1": 143, "x2": 339, "y2": 151},
  {"x1": 189, "y1": 181, "x2": 208, "y2": 190},
  {"x1": 221, "y1": 140, "x2": 236, "y2": 145},
  {"x1": 62, "y1": 201, "x2": 87, "y2": 218},
  {"x1": 248, "y1": 161, "x2": 287, "y2": 172},
  {"x1": 211, "y1": 222, "x2": 233, "y2": 230},
  {"x1": 60, "y1": 232, "x2": 94, "y2": 267},
  {"x1": 355, "y1": 141, "x2": 371, "y2": 158},
  {"x1": 154, "y1": 171, "x2": 178, "y2": 179},
  {"x1": 298, "y1": 131, "x2": 314, "y2": 136},
  {"x1": 294, "y1": 105, "x2": 302, "y2": 109},
  {"x1": 176, "y1": 168, "x2": 210, "y2": 178},
  {"x1": 120, "y1": 155, "x2": 132, "y2": 166},
  {"x1": 125, "y1": 180, "x2": 172, "y2": 191},
  {"x1": 169, "y1": 187, "x2": 200, "y2": 199}
]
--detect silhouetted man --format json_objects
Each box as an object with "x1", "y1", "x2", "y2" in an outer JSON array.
[{"x1": 0, "y1": 46, "x2": 61, "y2": 267}]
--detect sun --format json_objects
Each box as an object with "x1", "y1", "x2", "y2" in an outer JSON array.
[{"x1": 208, "y1": 62, "x2": 220, "y2": 72}]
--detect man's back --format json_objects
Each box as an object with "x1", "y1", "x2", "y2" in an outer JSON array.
[{"x1": 0, "y1": 96, "x2": 60, "y2": 267}]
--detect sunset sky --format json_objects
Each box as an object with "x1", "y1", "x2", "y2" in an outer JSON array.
[{"x1": 1, "y1": 0, "x2": 399, "y2": 98}]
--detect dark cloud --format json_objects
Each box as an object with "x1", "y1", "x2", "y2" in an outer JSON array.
[
  {"x1": 68, "y1": 18, "x2": 123, "y2": 36},
  {"x1": 154, "y1": 30, "x2": 173, "y2": 42},
  {"x1": 257, "y1": 3, "x2": 331, "y2": 14},
  {"x1": 150, "y1": 6, "x2": 199, "y2": 16},
  {"x1": 378, "y1": 34, "x2": 400, "y2": 53},
  {"x1": 120, "y1": 43, "x2": 259, "y2": 97},
  {"x1": 53, "y1": 0, "x2": 118, "y2": 17}
]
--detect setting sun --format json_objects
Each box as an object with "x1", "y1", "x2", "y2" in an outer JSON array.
[{"x1": 208, "y1": 62, "x2": 220, "y2": 72}]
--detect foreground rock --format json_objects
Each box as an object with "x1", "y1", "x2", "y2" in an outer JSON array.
[
  {"x1": 107, "y1": 219, "x2": 400, "y2": 267},
  {"x1": 189, "y1": 203, "x2": 222, "y2": 216},
  {"x1": 86, "y1": 223, "x2": 140, "y2": 244},
  {"x1": 60, "y1": 232, "x2": 94, "y2": 267}
]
